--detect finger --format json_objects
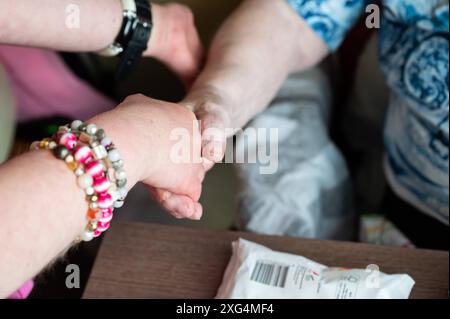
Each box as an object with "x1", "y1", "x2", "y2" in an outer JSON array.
[
  {"x1": 148, "y1": 188, "x2": 203, "y2": 220},
  {"x1": 178, "y1": 166, "x2": 204, "y2": 201},
  {"x1": 198, "y1": 113, "x2": 227, "y2": 163},
  {"x1": 192, "y1": 202, "x2": 203, "y2": 220},
  {"x1": 201, "y1": 157, "x2": 215, "y2": 172},
  {"x1": 181, "y1": 95, "x2": 230, "y2": 163},
  {"x1": 202, "y1": 139, "x2": 226, "y2": 163},
  {"x1": 186, "y1": 18, "x2": 204, "y2": 75},
  {"x1": 161, "y1": 192, "x2": 202, "y2": 220}
]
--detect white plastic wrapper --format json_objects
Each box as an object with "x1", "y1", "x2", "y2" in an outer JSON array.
[{"x1": 216, "y1": 239, "x2": 415, "y2": 299}]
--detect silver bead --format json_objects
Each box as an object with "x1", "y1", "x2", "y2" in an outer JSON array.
[
  {"x1": 78, "y1": 123, "x2": 88, "y2": 132},
  {"x1": 53, "y1": 145, "x2": 70, "y2": 160},
  {"x1": 101, "y1": 137, "x2": 113, "y2": 148},
  {"x1": 75, "y1": 167, "x2": 84, "y2": 176},
  {"x1": 108, "y1": 149, "x2": 121, "y2": 162},
  {"x1": 81, "y1": 230, "x2": 94, "y2": 242},
  {"x1": 117, "y1": 179, "x2": 127, "y2": 188},
  {"x1": 71, "y1": 120, "x2": 83, "y2": 130},
  {"x1": 89, "y1": 202, "x2": 98, "y2": 210},
  {"x1": 85, "y1": 187, "x2": 95, "y2": 196},
  {"x1": 111, "y1": 191, "x2": 120, "y2": 202},
  {"x1": 95, "y1": 129, "x2": 106, "y2": 140},
  {"x1": 77, "y1": 174, "x2": 93, "y2": 189},
  {"x1": 112, "y1": 159, "x2": 124, "y2": 170},
  {"x1": 115, "y1": 170, "x2": 127, "y2": 181},
  {"x1": 118, "y1": 187, "x2": 128, "y2": 200},
  {"x1": 114, "y1": 200, "x2": 124, "y2": 208},
  {"x1": 65, "y1": 154, "x2": 75, "y2": 163},
  {"x1": 92, "y1": 144, "x2": 108, "y2": 160},
  {"x1": 86, "y1": 124, "x2": 98, "y2": 135}
]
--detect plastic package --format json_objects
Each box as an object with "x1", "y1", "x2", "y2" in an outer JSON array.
[{"x1": 216, "y1": 239, "x2": 415, "y2": 299}]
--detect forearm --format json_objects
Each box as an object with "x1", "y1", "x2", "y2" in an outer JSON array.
[
  {"x1": 188, "y1": 0, "x2": 329, "y2": 131},
  {"x1": 0, "y1": 0, "x2": 165, "y2": 55},
  {"x1": 0, "y1": 0, "x2": 123, "y2": 52},
  {"x1": 0, "y1": 151, "x2": 88, "y2": 297},
  {"x1": 0, "y1": 107, "x2": 145, "y2": 297}
]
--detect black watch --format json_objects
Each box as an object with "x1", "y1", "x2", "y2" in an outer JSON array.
[{"x1": 98, "y1": 0, "x2": 153, "y2": 81}]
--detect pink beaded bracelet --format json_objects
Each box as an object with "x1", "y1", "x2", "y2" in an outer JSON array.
[{"x1": 31, "y1": 120, "x2": 128, "y2": 242}]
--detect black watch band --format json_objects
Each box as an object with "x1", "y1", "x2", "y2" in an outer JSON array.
[{"x1": 115, "y1": 0, "x2": 153, "y2": 80}]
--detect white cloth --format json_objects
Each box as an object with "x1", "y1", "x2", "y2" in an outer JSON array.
[{"x1": 235, "y1": 68, "x2": 354, "y2": 240}]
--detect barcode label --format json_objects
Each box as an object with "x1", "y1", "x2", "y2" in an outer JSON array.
[{"x1": 250, "y1": 261, "x2": 289, "y2": 288}]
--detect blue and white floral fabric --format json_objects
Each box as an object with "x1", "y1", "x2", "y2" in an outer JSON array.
[{"x1": 288, "y1": 0, "x2": 449, "y2": 224}]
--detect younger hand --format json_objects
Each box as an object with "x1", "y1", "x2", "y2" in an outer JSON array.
[
  {"x1": 92, "y1": 94, "x2": 206, "y2": 220},
  {"x1": 145, "y1": 3, "x2": 204, "y2": 87}
]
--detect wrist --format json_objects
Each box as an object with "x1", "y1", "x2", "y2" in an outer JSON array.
[
  {"x1": 88, "y1": 108, "x2": 152, "y2": 189},
  {"x1": 144, "y1": 3, "x2": 195, "y2": 59},
  {"x1": 185, "y1": 84, "x2": 233, "y2": 126}
]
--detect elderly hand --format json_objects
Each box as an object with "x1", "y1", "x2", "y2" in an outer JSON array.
[{"x1": 182, "y1": 87, "x2": 233, "y2": 169}]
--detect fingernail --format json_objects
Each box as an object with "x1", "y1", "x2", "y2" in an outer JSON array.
[
  {"x1": 161, "y1": 191, "x2": 172, "y2": 202},
  {"x1": 192, "y1": 203, "x2": 203, "y2": 220},
  {"x1": 170, "y1": 211, "x2": 183, "y2": 219},
  {"x1": 203, "y1": 141, "x2": 224, "y2": 163}
]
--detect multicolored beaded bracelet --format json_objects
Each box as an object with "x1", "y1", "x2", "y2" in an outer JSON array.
[{"x1": 30, "y1": 120, "x2": 128, "y2": 242}]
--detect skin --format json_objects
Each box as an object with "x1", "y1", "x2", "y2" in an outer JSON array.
[
  {"x1": 182, "y1": 0, "x2": 329, "y2": 164},
  {"x1": 0, "y1": 0, "x2": 206, "y2": 216},
  {"x1": 0, "y1": 0, "x2": 330, "y2": 296},
  {"x1": 161, "y1": 0, "x2": 330, "y2": 217},
  {"x1": 0, "y1": 95, "x2": 205, "y2": 297},
  {"x1": 0, "y1": 0, "x2": 206, "y2": 296}
]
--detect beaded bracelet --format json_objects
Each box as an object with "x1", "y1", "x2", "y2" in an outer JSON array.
[{"x1": 30, "y1": 120, "x2": 128, "y2": 242}]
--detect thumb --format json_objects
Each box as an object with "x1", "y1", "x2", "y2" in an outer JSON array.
[
  {"x1": 182, "y1": 99, "x2": 230, "y2": 164},
  {"x1": 147, "y1": 187, "x2": 203, "y2": 220}
]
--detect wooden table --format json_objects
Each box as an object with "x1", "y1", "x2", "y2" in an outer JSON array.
[{"x1": 83, "y1": 222, "x2": 449, "y2": 299}]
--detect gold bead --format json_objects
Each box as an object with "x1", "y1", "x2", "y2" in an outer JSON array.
[
  {"x1": 39, "y1": 139, "x2": 50, "y2": 149},
  {"x1": 67, "y1": 161, "x2": 78, "y2": 171}
]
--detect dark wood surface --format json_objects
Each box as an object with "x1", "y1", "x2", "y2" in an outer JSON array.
[{"x1": 83, "y1": 222, "x2": 449, "y2": 299}]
